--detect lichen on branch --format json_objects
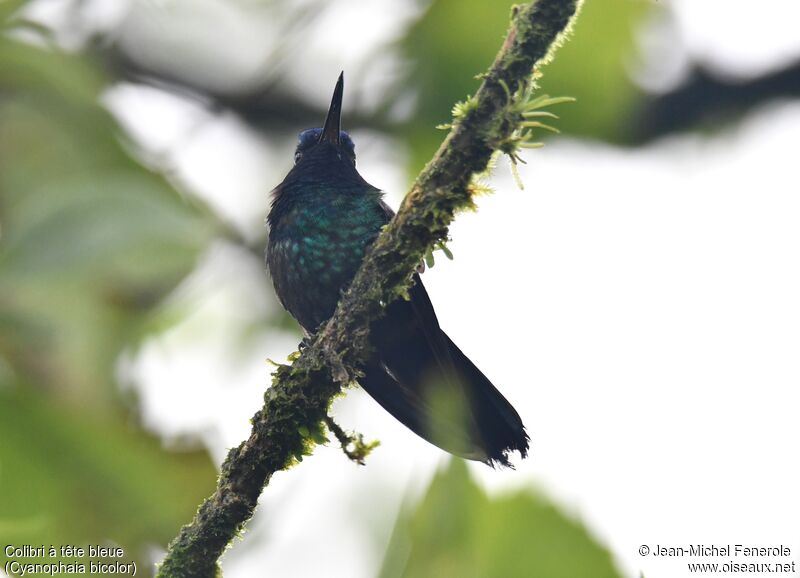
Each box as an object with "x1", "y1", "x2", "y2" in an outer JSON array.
[{"x1": 156, "y1": 1, "x2": 583, "y2": 576}]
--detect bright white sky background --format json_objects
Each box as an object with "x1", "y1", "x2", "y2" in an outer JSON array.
[{"x1": 24, "y1": 1, "x2": 800, "y2": 577}]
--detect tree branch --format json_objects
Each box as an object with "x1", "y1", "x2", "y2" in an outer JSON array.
[{"x1": 156, "y1": 1, "x2": 581, "y2": 576}]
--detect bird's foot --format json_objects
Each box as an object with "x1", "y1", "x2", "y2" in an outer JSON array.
[{"x1": 298, "y1": 335, "x2": 314, "y2": 352}]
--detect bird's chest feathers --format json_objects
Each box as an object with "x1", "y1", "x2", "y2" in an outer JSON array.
[
  {"x1": 276, "y1": 199, "x2": 378, "y2": 278},
  {"x1": 268, "y1": 192, "x2": 384, "y2": 328}
]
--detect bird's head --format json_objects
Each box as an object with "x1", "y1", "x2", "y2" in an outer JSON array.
[{"x1": 293, "y1": 72, "x2": 356, "y2": 166}]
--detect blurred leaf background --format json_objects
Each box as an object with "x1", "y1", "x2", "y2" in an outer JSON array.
[
  {"x1": 379, "y1": 460, "x2": 622, "y2": 578},
  {"x1": 2, "y1": 0, "x2": 799, "y2": 576},
  {"x1": 0, "y1": 7, "x2": 219, "y2": 572}
]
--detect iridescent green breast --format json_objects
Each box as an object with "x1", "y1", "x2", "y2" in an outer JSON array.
[{"x1": 267, "y1": 188, "x2": 388, "y2": 331}]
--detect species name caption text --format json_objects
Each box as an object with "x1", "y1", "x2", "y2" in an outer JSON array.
[
  {"x1": 639, "y1": 544, "x2": 797, "y2": 575},
  {"x1": 4, "y1": 545, "x2": 136, "y2": 576}
]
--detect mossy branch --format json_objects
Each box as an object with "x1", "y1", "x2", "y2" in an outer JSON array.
[{"x1": 156, "y1": 1, "x2": 582, "y2": 576}]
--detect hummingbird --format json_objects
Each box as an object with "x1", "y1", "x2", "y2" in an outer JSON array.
[{"x1": 266, "y1": 73, "x2": 529, "y2": 467}]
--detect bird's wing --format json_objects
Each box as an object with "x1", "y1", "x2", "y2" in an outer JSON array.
[{"x1": 358, "y1": 195, "x2": 528, "y2": 465}]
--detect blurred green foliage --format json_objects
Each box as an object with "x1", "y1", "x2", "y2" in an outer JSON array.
[
  {"x1": 0, "y1": 390, "x2": 215, "y2": 556},
  {"x1": 379, "y1": 460, "x2": 623, "y2": 578},
  {"x1": 0, "y1": 18, "x2": 217, "y2": 574},
  {"x1": 400, "y1": 0, "x2": 650, "y2": 170},
  {"x1": 536, "y1": 0, "x2": 650, "y2": 140}
]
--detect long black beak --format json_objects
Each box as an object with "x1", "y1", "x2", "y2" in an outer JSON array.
[{"x1": 318, "y1": 72, "x2": 344, "y2": 145}]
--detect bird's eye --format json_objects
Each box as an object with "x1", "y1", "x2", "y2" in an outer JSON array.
[{"x1": 294, "y1": 151, "x2": 303, "y2": 164}]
